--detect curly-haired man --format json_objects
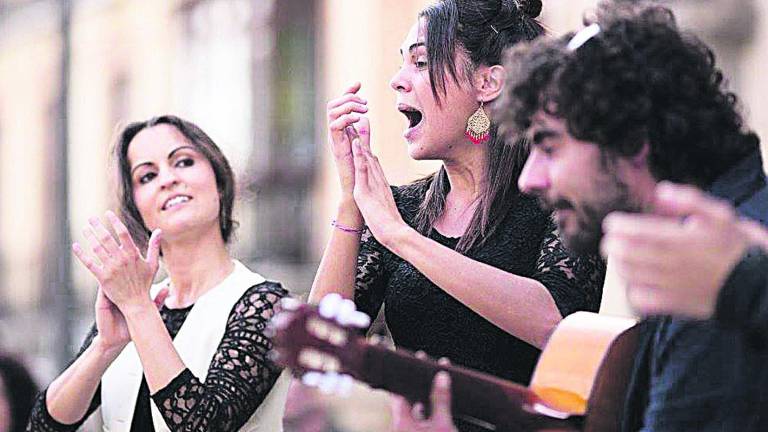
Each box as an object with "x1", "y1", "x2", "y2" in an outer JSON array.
[
  {"x1": 492, "y1": 2, "x2": 768, "y2": 431},
  {"x1": 388, "y1": 2, "x2": 768, "y2": 431}
]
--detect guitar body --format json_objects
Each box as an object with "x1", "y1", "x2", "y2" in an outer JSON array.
[
  {"x1": 531, "y1": 312, "x2": 640, "y2": 431},
  {"x1": 272, "y1": 303, "x2": 639, "y2": 431}
]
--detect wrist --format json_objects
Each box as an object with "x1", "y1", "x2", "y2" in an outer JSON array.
[
  {"x1": 119, "y1": 298, "x2": 157, "y2": 322},
  {"x1": 91, "y1": 336, "x2": 126, "y2": 360},
  {"x1": 336, "y1": 200, "x2": 364, "y2": 227},
  {"x1": 379, "y1": 222, "x2": 416, "y2": 253}
]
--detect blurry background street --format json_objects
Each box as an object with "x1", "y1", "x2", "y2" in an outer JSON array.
[{"x1": 0, "y1": 0, "x2": 765, "y2": 430}]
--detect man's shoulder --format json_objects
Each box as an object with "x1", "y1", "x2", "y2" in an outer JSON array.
[{"x1": 736, "y1": 183, "x2": 768, "y2": 225}]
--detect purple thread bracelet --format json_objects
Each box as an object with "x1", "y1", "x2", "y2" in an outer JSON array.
[{"x1": 331, "y1": 219, "x2": 364, "y2": 234}]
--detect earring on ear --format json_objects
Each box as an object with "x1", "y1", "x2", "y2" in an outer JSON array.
[{"x1": 465, "y1": 101, "x2": 491, "y2": 145}]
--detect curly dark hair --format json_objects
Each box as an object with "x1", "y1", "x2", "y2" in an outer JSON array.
[{"x1": 496, "y1": 1, "x2": 760, "y2": 187}]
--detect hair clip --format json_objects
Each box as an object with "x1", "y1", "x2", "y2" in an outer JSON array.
[
  {"x1": 490, "y1": 24, "x2": 499, "y2": 34},
  {"x1": 567, "y1": 23, "x2": 601, "y2": 51}
]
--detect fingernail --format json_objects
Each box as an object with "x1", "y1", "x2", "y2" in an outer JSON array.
[
  {"x1": 656, "y1": 181, "x2": 675, "y2": 197},
  {"x1": 602, "y1": 212, "x2": 615, "y2": 227},
  {"x1": 435, "y1": 371, "x2": 450, "y2": 388},
  {"x1": 88, "y1": 217, "x2": 99, "y2": 225}
]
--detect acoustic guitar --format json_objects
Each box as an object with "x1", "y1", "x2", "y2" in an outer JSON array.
[{"x1": 270, "y1": 300, "x2": 639, "y2": 431}]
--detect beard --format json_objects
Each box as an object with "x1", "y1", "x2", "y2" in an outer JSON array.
[{"x1": 540, "y1": 169, "x2": 641, "y2": 256}]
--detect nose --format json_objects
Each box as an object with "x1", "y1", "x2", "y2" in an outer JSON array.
[
  {"x1": 389, "y1": 66, "x2": 412, "y2": 93},
  {"x1": 518, "y1": 149, "x2": 550, "y2": 195},
  {"x1": 157, "y1": 168, "x2": 179, "y2": 190}
]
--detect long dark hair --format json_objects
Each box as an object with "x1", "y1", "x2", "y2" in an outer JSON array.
[
  {"x1": 414, "y1": 0, "x2": 545, "y2": 252},
  {"x1": 112, "y1": 115, "x2": 237, "y2": 251}
]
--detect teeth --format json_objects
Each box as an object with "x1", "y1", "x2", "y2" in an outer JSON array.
[{"x1": 164, "y1": 196, "x2": 190, "y2": 210}]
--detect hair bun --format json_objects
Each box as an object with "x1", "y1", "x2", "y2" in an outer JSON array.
[{"x1": 517, "y1": 0, "x2": 542, "y2": 18}]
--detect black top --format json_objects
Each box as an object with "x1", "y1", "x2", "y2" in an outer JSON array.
[
  {"x1": 354, "y1": 180, "x2": 606, "y2": 386},
  {"x1": 621, "y1": 151, "x2": 768, "y2": 432},
  {"x1": 715, "y1": 247, "x2": 768, "y2": 342},
  {"x1": 27, "y1": 282, "x2": 287, "y2": 432}
]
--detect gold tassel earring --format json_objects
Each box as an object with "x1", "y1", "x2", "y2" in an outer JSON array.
[{"x1": 465, "y1": 101, "x2": 491, "y2": 145}]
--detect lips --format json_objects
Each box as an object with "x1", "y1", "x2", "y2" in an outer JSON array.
[
  {"x1": 162, "y1": 195, "x2": 192, "y2": 211},
  {"x1": 397, "y1": 103, "x2": 424, "y2": 130}
]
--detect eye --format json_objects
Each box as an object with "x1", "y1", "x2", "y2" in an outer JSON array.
[
  {"x1": 540, "y1": 144, "x2": 556, "y2": 157},
  {"x1": 138, "y1": 172, "x2": 156, "y2": 185},
  {"x1": 175, "y1": 157, "x2": 194, "y2": 168},
  {"x1": 411, "y1": 52, "x2": 428, "y2": 69}
]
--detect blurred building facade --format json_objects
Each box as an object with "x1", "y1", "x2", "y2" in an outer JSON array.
[{"x1": 0, "y1": 0, "x2": 766, "y2": 427}]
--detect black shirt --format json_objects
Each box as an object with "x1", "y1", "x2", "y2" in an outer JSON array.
[{"x1": 354, "y1": 180, "x2": 605, "y2": 387}]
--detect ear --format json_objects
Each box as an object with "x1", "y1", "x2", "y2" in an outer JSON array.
[{"x1": 473, "y1": 64, "x2": 506, "y2": 102}]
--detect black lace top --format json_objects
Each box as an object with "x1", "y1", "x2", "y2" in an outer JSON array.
[
  {"x1": 354, "y1": 181, "x2": 606, "y2": 386},
  {"x1": 27, "y1": 282, "x2": 287, "y2": 432}
]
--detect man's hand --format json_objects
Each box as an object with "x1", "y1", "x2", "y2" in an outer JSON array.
[
  {"x1": 390, "y1": 371, "x2": 457, "y2": 432},
  {"x1": 601, "y1": 182, "x2": 767, "y2": 319}
]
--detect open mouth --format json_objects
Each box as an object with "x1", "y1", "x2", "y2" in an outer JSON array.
[
  {"x1": 162, "y1": 195, "x2": 192, "y2": 211},
  {"x1": 398, "y1": 104, "x2": 423, "y2": 129}
]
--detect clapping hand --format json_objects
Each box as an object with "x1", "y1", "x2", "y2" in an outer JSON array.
[
  {"x1": 73, "y1": 211, "x2": 162, "y2": 316},
  {"x1": 327, "y1": 82, "x2": 370, "y2": 197},
  {"x1": 351, "y1": 136, "x2": 409, "y2": 248}
]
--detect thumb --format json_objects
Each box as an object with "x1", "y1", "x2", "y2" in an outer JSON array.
[
  {"x1": 145, "y1": 229, "x2": 162, "y2": 268},
  {"x1": 95, "y1": 286, "x2": 108, "y2": 306},
  {"x1": 357, "y1": 116, "x2": 372, "y2": 154},
  {"x1": 153, "y1": 286, "x2": 170, "y2": 310},
  {"x1": 389, "y1": 395, "x2": 416, "y2": 431}
]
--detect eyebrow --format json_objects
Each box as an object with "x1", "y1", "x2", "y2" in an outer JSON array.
[
  {"x1": 531, "y1": 129, "x2": 559, "y2": 145},
  {"x1": 399, "y1": 41, "x2": 426, "y2": 56},
  {"x1": 130, "y1": 145, "x2": 196, "y2": 177}
]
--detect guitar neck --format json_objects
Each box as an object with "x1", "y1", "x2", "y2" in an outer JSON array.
[
  {"x1": 271, "y1": 304, "x2": 634, "y2": 430},
  {"x1": 350, "y1": 341, "x2": 578, "y2": 431}
]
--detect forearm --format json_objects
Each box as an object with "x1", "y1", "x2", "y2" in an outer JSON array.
[
  {"x1": 123, "y1": 302, "x2": 185, "y2": 393},
  {"x1": 45, "y1": 338, "x2": 118, "y2": 424},
  {"x1": 385, "y1": 226, "x2": 562, "y2": 349},
  {"x1": 149, "y1": 284, "x2": 288, "y2": 431},
  {"x1": 309, "y1": 199, "x2": 364, "y2": 303}
]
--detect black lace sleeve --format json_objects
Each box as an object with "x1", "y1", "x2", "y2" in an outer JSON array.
[
  {"x1": 532, "y1": 218, "x2": 606, "y2": 317},
  {"x1": 353, "y1": 227, "x2": 393, "y2": 320},
  {"x1": 26, "y1": 326, "x2": 102, "y2": 432},
  {"x1": 150, "y1": 282, "x2": 288, "y2": 432}
]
